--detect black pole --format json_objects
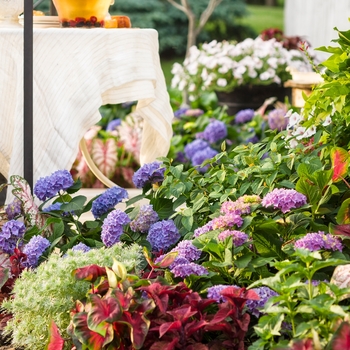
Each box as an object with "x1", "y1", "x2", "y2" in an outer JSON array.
[{"x1": 23, "y1": 0, "x2": 33, "y2": 191}]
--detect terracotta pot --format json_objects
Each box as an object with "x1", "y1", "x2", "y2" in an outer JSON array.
[
  {"x1": 216, "y1": 84, "x2": 292, "y2": 116},
  {"x1": 52, "y1": 0, "x2": 113, "y2": 27}
]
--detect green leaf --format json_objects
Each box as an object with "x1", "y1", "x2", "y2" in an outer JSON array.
[
  {"x1": 336, "y1": 198, "x2": 350, "y2": 224},
  {"x1": 150, "y1": 198, "x2": 174, "y2": 219},
  {"x1": 61, "y1": 196, "x2": 87, "y2": 212},
  {"x1": 235, "y1": 252, "x2": 253, "y2": 269}
]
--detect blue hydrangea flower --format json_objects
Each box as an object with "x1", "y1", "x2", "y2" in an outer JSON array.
[
  {"x1": 191, "y1": 146, "x2": 218, "y2": 172},
  {"x1": 106, "y1": 118, "x2": 121, "y2": 131},
  {"x1": 175, "y1": 151, "x2": 187, "y2": 164},
  {"x1": 246, "y1": 135, "x2": 260, "y2": 144},
  {"x1": 0, "y1": 220, "x2": 26, "y2": 254},
  {"x1": 235, "y1": 109, "x2": 255, "y2": 124},
  {"x1": 196, "y1": 120, "x2": 227, "y2": 143},
  {"x1": 23, "y1": 236, "x2": 50, "y2": 268},
  {"x1": 261, "y1": 188, "x2": 307, "y2": 213},
  {"x1": 71, "y1": 242, "x2": 91, "y2": 253},
  {"x1": 132, "y1": 161, "x2": 166, "y2": 189},
  {"x1": 268, "y1": 108, "x2": 288, "y2": 131},
  {"x1": 130, "y1": 204, "x2": 159, "y2": 233},
  {"x1": 184, "y1": 139, "x2": 209, "y2": 160},
  {"x1": 245, "y1": 286, "x2": 279, "y2": 317},
  {"x1": 147, "y1": 219, "x2": 180, "y2": 252},
  {"x1": 294, "y1": 232, "x2": 343, "y2": 252},
  {"x1": 171, "y1": 262, "x2": 208, "y2": 278},
  {"x1": 34, "y1": 170, "x2": 74, "y2": 201},
  {"x1": 6, "y1": 198, "x2": 22, "y2": 220},
  {"x1": 174, "y1": 107, "x2": 189, "y2": 118},
  {"x1": 101, "y1": 209, "x2": 131, "y2": 247},
  {"x1": 207, "y1": 284, "x2": 239, "y2": 303},
  {"x1": 217, "y1": 230, "x2": 248, "y2": 246},
  {"x1": 91, "y1": 186, "x2": 128, "y2": 219},
  {"x1": 43, "y1": 203, "x2": 62, "y2": 212}
]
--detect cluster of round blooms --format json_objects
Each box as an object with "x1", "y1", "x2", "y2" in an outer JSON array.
[
  {"x1": 217, "y1": 230, "x2": 248, "y2": 246},
  {"x1": 207, "y1": 284, "x2": 239, "y2": 303},
  {"x1": 71, "y1": 242, "x2": 91, "y2": 253},
  {"x1": 245, "y1": 286, "x2": 279, "y2": 317},
  {"x1": 261, "y1": 188, "x2": 307, "y2": 213},
  {"x1": 184, "y1": 139, "x2": 218, "y2": 173},
  {"x1": 23, "y1": 236, "x2": 50, "y2": 268},
  {"x1": 294, "y1": 231, "x2": 343, "y2": 252},
  {"x1": 171, "y1": 37, "x2": 313, "y2": 101},
  {"x1": 101, "y1": 209, "x2": 131, "y2": 247},
  {"x1": 106, "y1": 118, "x2": 121, "y2": 132},
  {"x1": 5, "y1": 198, "x2": 22, "y2": 220},
  {"x1": 174, "y1": 108, "x2": 204, "y2": 118},
  {"x1": 235, "y1": 109, "x2": 255, "y2": 124},
  {"x1": 147, "y1": 219, "x2": 180, "y2": 252},
  {"x1": 0, "y1": 220, "x2": 26, "y2": 254},
  {"x1": 91, "y1": 186, "x2": 128, "y2": 219},
  {"x1": 267, "y1": 108, "x2": 289, "y2": 131},
  {"x1": 171, "y1": 262, "x2": 208, "y2": 278},
  {"x1": 130, "y1": 204, "x2": 159, "y2": 233},
  {"x1": 193, "y1": 221, "x2": 214, "y2": 238},
  {"x1": 34, "y1": 170, "x2": 74, "y2": 201},
  {"x1": 211, "y1": 213, "x2": 244, "y2": 229},
  {"x1": 196, "y1": 120, "x2": 227, "y2": 144},
  {"x1": 132, "y1": 161, "x2": 165, "y2": 189}
]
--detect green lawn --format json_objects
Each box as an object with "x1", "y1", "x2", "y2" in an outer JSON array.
[{"x1": 237, "y1": 5, "x2": 284, "y2": 36}]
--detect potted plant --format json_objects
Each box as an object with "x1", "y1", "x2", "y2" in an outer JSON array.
[{"x1": 171, "y1": 34, "x2": 318, "y2": 114}]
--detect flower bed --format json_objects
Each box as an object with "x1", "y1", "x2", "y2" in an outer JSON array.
[{"x1": 0, "y1": 26, "x2": 350, "y2": 350}]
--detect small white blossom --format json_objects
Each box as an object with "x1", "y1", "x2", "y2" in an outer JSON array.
[
  {"x1": 217, "y1": 78, "x2": 228, "y2": 87},
  {"x1": 323, "y1": 116, "x2": 332, "y2": 126}
]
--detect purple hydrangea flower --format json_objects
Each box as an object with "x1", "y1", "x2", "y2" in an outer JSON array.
[
  {"x1": 175, "y1": 151, "x2": 187, "y2": 164},
  {"x1": 147, "y1": 219, "x2": 180, "y2": 252},
  {"x1": 217, "y1": 230, "x2": 248, "y2": 246},
  {"x1": 261, "y1": 188, "x2": 307, "y2": 213},
  {"x1": 184, "y1": 139, "x2": 209, "y2": 160},
  {"x1": 193, "y1": 221, "x2": 214, "y2": 238},
  {"x1": 196, "y1": 120, "x2": 227, "y2": 143},
  {"x1": 245, "y1": 286, "x2": 279, "y2": 317},
  {"x1": 6, "y1": 198, "x2": 22, "y2": 220},
  {"x1": 268, "y1": 108, "x2": 288, "y2": 131},
  {"x1": 91, "y1": 186, "x2": 128, "y2": 219},
  {"x1": 43, "y1": 203, "x2": 62, "y2": 212},
  {"x1": 294, "y1": 232, "x2": 343, "y2": 252},
  {"x1": 101, "y1": 209, "x2": 131, "y2": 247},
  {"x1": 0, "y1": 220, "x2": 26, "y2": 254},
  {"x1": 235, "y1": 109, "x2": 255, "y2": 124},
  {"x1": 171, "y1": 262, "x2": 208, "y2": 278},
  {"x1": 221, "y1": 195, "x2": 261, "y2": 216},
  {"x1": 106, "y1": 118, "x2": 121, "y2": 131},
  {"x1": 34, "y1": 170, "x2": 74, "y2": 201},
  {"x1": 130, "y1": 204, "x2": 159, "y2": 233},
  {"x1": 191, "y1": 146, "x2": 218, "y2": 172},
  {"x1": 207, "y1": 284, "x2": 239, "y2": 303},
  {"x1": 71, "y1": 242, "x2": 91, "y2": 253},
  {"x1": 174, "y1": 107, "x2": 189, "y2": 118},
  {"x1": 23, "y1": 235, "x2": 50, "y2": 268},
  {"x1": 246, "y1": 135, "x2": 260, "y2": 144},
  {"x1": 132, "y1": 161, "x2": 166, "y2": 189},
  {"x1": 212, "y1": 213, "x2": 244, "y2": 229}
]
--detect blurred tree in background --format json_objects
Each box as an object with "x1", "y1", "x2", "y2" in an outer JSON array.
[{"x1": 110, "y1": 0, "x2": 255, "y2": 57}]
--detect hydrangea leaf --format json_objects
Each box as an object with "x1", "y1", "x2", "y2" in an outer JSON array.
[
  {"x1": 91, "y1": 138, "x2": 118, "y2": 178},
  {"x1": 331, "y1": 147, "x2": 350, "y2": 182}
]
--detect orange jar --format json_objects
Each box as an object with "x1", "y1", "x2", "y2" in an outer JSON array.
[{"x1": 52, "y1": 0, "x2": 112, "y2": 27}]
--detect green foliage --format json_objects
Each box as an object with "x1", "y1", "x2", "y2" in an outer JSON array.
[
  {"x1": 2, "y1": 243, "x2": 143, "y2": 350},
  {"x1": 248, "y1": 249, "x2": 350, "y2": 349}
]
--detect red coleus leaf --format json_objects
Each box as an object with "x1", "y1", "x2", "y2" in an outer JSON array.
[
  {"x1": 91, "y1": 138, "x2": 118, "y2": 178},
  {"x1": 121, "y1": 300, "x2": 154, "y2": 349},
  {"x1": 331, "y1": 147, "x2": 350, "y2": 182},
  {"x1": 72, "y1": 265, "x2": 106, "y2": 282},
  {"x1": 328, "y1": 322, "x2": 350, "y2": 350},
  {"x1": 150, "y1": 338, "x2": 178, "y2": 350},
  {"x1": 45, "y1": 320, "x2": 64, "y2": 350},
  {"x1": 72, "y1": 312, "x2": 114, "y2": 349},
  {"x1": 184, "y1": 319, "x2": 208, "y2": 338},
  {"x1": 159, "y1": 320, "x2": 182, "y2": 338},
  {"x1": 167, "y1": 305, "x2": 197, "y2": 322},
  {"x1": 333, "y1": 224, "x2": 350, "y2": 237},
  {"x1": 87, "y1": 294, "x2": 122, "y2": 334}
]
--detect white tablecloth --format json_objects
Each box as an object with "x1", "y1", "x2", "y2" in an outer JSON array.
[{"x1": 0, "y1": 27, "x2": 173, "y2": 202}]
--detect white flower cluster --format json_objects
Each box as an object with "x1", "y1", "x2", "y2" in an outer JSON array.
[
  {"x1": 171, "y1": 37, "x2": 314, "y2": 101},
  {"x1": 284, "y1": 109, "x2": 333, "y2": 148}
]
